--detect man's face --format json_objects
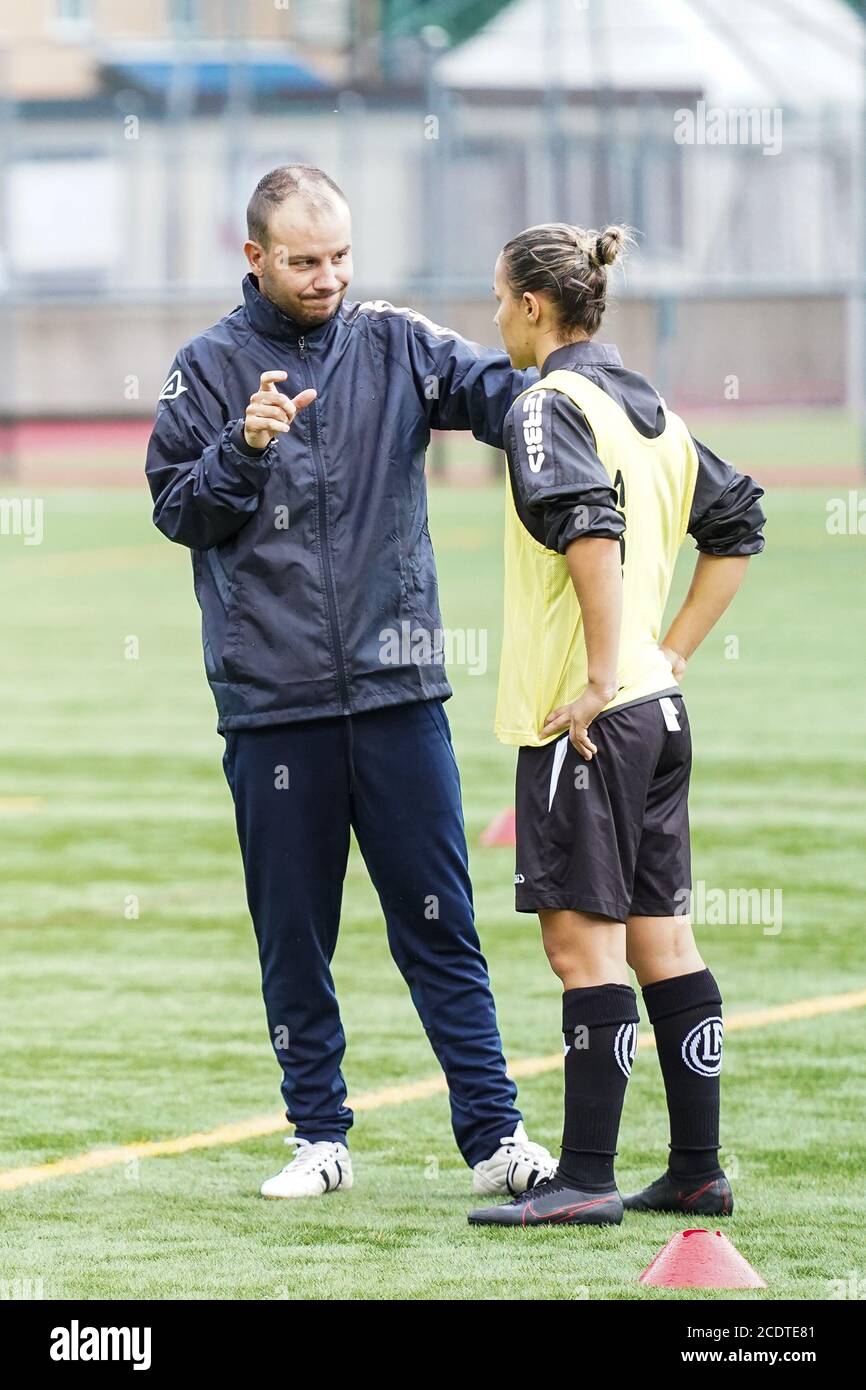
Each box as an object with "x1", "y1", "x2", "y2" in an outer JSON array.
[
  {"x1": 492, "y1": 254, "x2": 536, "y2": 369},
  {"x1": 245, "y1": 196, "x2": 353, "y2": 330}
]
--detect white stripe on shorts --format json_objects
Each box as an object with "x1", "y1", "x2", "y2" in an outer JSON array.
[{"x1": 548, "y1": 734, "x2": 570, "y2": 812}]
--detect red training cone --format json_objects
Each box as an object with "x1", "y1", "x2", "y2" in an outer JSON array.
[
  {"x1": 480, "y1": 806, "x2": 516, "y2": 847},
  {"x1": 639, "y1": 1229, "x2": 767, "y2": 1289}
]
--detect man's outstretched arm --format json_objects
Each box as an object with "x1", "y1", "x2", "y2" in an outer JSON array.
[{"x1": 403, "y1": 310, "x2": 535, "y2": 449}]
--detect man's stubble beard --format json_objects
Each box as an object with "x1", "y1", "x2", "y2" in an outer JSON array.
[{"x1": 258, "y1": 270, "x2": 349, "y2": 331}]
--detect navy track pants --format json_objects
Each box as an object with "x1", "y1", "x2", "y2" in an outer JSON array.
[{"x1": 221, "y1": 697, "x2": 521, "y2": 1167}]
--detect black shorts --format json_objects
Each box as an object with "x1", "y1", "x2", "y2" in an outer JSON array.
[{"x1": 514, "y1": 693, "x2": 691, "y2": 921}]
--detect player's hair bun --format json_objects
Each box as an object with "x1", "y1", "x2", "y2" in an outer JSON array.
[{"x1": 588, "y1": 225, "x2": 629, "y2": 268}]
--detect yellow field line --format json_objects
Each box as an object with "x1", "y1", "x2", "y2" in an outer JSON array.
[
  {"x1": 0, "y1": 798, "x2": 42, "y2": 815},
  {"x1": 2, "y1": 987, "x2": 864, "y2": 1193}
]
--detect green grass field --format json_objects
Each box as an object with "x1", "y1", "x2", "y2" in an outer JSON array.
[{"x1": 1, "y1": 461, "x2": 865, "y2": 1300}]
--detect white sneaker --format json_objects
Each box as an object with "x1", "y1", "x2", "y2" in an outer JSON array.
[
  {"x1": 471, "y1": 1121, "x2": 557, "y2": 1196},
  {"x1": 260, "y1": 1137, "x2": 353, "y2": 1199}
]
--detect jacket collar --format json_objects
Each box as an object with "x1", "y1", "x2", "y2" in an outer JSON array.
[
  {"x1": 541, "y1": 339, "x2": 623, "y2": 376},
  {"x1": 242, "y1": 273, "x2": 345, "y2": 346}
]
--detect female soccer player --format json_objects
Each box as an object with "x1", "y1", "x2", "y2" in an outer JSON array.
[{"x1": 469, "y1": 224, "x2": 766, "y2": 1226}]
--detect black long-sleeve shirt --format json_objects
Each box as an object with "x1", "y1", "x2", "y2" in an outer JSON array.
[{"x1": 503, "y1": 339, "x2": 766, "y2": 557}]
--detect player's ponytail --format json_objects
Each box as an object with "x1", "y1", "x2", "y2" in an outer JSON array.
[{"x1": 500, "y1": 222, "x2": 633, "y2": 338}]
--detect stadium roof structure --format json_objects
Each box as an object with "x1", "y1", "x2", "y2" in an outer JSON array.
[
  {"x1": 98, "y1": 41, "x2": 329, "y2": 101},
  {"x1": 435, "y1": 0, "x2": 866, "y2": 109}
]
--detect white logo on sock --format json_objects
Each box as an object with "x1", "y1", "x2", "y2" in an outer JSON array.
[
  {"x1": 614, "y1": 1022, "x2": 638, "y2": 1077},
  {"x1": 682, "y1": 1016, "x2": 724, "y2": 1076}
]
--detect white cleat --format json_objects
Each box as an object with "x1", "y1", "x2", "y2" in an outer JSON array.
[
  {"x1": 471, "y1": 1121, "x2": 557, "y2": 1196},
  {"x1": 260, "y1": 1137, "x2": 353, "y2": 1199}
]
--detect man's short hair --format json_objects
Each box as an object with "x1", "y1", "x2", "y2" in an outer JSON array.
[{"x1": 246, "y1": 164, "x2": 348, "y2": 246}]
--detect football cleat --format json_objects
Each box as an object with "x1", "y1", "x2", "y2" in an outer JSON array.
[
  {"x1": 260, "y1": 1137, "x2": 352, "y2": 1199},
  {"x1": 471, "y1": 1121, "x2": 557, "y2": 1196},
  {"x1": 622, "y1": 1169, "x2": 733, "y2": 1216},
  {"x1": 468, "y1": 1175, "x2": 623, "y2": 1227}
]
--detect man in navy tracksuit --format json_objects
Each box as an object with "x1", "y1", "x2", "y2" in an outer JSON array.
[{"x1": 145, "y1": 164, "x2": 555, "y2": 1200}]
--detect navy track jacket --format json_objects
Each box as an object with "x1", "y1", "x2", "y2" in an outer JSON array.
[{"x1": 146, "y1": 274, "x2": 531, "y2": 731}]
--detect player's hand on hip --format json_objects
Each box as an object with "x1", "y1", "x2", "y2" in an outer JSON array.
[
  {"x1": 243, "y1": 371, "x2": 317, "y2": 450},
  {"x1": 541, "y1": 685, "x2": 610, "y2": 760},
  {"x1": 660, "y1": 645, "x2": 687, "y2": 682}
]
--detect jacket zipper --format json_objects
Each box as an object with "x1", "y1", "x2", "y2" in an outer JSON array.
[{"x1": 298, "y1": 333, "x2": 351, "y2": 716}]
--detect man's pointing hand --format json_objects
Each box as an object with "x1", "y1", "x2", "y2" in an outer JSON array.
[{"x1": 243, "y1": 371, "x2": 317, "y2": 450}]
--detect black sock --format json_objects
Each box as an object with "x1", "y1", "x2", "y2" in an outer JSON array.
[
  {"x1": 556, "y1": 983, "x2": 639, "y2": 1191},
  {"x1": 642, "y1": 968, "x2": 724, "y2": 1179}
]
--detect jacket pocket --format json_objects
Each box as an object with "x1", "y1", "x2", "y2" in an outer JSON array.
[
  {"x1": 206, "y1": 546, "x2": 233, "y2": 611},
  {"x1": 405, "y1": 525, "x2": 441, "y2": 630},
  {"x1": 199, "y1": 547, "x2": 235, "y2": 682}
]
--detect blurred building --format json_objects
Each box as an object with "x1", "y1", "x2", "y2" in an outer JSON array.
[
  {"x1": 0, "y1": 0, "x2": 366, "y2": 99},
  {"x1": 0, "y1": 0, "x2": 864, "y2": 416}
]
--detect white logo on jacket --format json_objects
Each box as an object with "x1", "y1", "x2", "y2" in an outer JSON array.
[
  {"x1": 522, "y1": 391, "x2": 546, "y2": 472},
  {"x1": 158, "y1": 369, "x2": 188, "y2": 402}
]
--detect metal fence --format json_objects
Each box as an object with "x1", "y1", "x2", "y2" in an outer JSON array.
[{"x1": 0, "y1": 15, "x2": 864, "y2": 467}]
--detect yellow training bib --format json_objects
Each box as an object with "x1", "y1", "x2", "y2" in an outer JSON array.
[{"x1": 495, "y1": 369, "x2": 699, "y2": 746}]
